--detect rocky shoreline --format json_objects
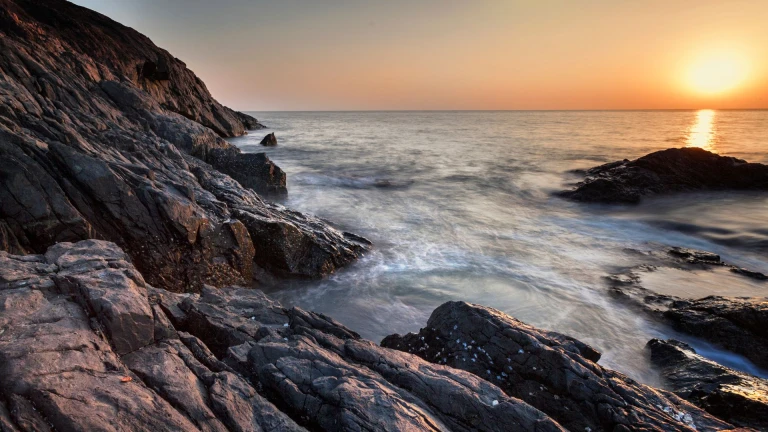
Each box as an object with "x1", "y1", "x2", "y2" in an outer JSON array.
[
  {"x1": 559, "y1": 147, "x2": 768, "y2": 203},
  {"x1": 0, "y1": 240, "x2": 746, "y2": 431},
  {"x1": 2, "y1": 1, "x2": 768, "y2": 431}
]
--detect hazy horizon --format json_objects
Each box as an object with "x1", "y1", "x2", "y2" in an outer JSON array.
[{"x1": 71, "y1": 0, "x2": 768, "y2": 111}]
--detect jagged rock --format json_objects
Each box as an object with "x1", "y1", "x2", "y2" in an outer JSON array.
[
  {"x1": 662, "y1": 296, "x2": 768, "y2": 370},
  {"x1": 0, "y1": 0, "x2": 369, "y2": 292},
  {"x1": 208, "y1": 149, "x2": 287, "y2": 195},
  {"x1": 668, "y1": 247, "x2": 721, "y2": 264},
  {"x1": 235, "y1": 111, "x2": 266, "y2": 130},
  {"x1": 0, "y1": 241, "x2": 305, "y2": 431},
  {"x1": 1, "y1": 240, "x2": 570, "y2": 431},
  {"x1": 559, "y1": 147, "x2": 768, "y2": 203},
  {"x1": 648, "y1": 338, "x2": 768, "y2": 430},
  {"x1": 606, "y1": 245, "x2": 768, "y2": 371},
  {"x1": 0, "y1": 241, "x2": 201, "y2": 431},
  {"x1": 381, "y1": 301, "x2": 735, "y2": 432},
  {"x1": 260, "y1": 132, "x2": 277, "y2": 146},
  {"x1": 170, "y1": 286, "x2": 566, "y2": 432},
  {"x1": 730, "y1": 267, "x2": 768, "y2": 280}
]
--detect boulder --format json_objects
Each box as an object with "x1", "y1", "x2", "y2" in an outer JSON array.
[
  {"x1": 381, "y1": 301, "x2": 734, "y2": 432},
  {"x1": 260, "y1": 132, "x2": 278, "y2": 146},
  {"x1": 559, "y1": 147, "x2": 768, "y2": 203},
  {"x1": 648, "y1": 338, "x2": 768, "y2": 430}
]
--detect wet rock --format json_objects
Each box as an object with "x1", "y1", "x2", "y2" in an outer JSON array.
[
  {"x1": 662, "y1": 296, "x2": 768, "y2": 370},
  {"x1": 260, "y1": 132, "x2": 277, "y2": 146},
  {"x1": 730, "y1": 267, "x2": 768, "y2": 280},
  {"x1": 174, "y1": 288, "x2": 566, "y2": 432},
  {"x1": 648, "y1": 338, "x2": 768, "y2": 429},
  {"x1": 208, "y1": 149, "x2": 287, "y2": 195},
  {"x1": 668, "y1": 247, "x2": 721, "y2": 264},
  {"x1": 559, "y1": 147, "x2": 768, "y2": 203},
  {"x1": 381, "y1": 301, "x2": 734, "y2": 432},
  {"x1": 0, "y1": 0, "x2": 369, "y2": 291}
]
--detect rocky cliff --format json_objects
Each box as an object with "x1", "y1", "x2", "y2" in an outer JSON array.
[{"x1": 0, "y1": 0, "x2": 370, "y2": 293}]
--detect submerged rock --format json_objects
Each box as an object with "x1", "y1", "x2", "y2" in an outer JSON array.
[
  {"x1": 0, "y1": 240, "x2": 568, "y2": 432},
  {"x1": 559, "y1": 147, "x2": 768, "y2": 203},
  {"x1": 382, "y1": 301, "x2": 734, "y2": 431},
  {"x1": 260, "y1": 132, "x2": 278, "y2": 146},
  {"x1": 0, "y1": 0, "x2": 368, "y2": 291},
  {"x1": 608, "y1": 261, "x2": 768, "y2": 370},
  {"x1": 668, "y1": 247, "x2": 721, "y2": 264},
  {"x1": 662, "y1": 296, "x2": 768, "y2": 370},
  {"x1": 648, "y1": 338, "x2": 768, "y2": 430}
]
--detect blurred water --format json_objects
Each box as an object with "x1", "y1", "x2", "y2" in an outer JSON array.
[{"x1": 228, "y1": 110, "x2": 768, "y2": 386}]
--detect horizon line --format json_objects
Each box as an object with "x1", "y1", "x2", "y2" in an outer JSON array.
[{"x1": 240, "y1": 108, "x2": 768, "y2": 113}]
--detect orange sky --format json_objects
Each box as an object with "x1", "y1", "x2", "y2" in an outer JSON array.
[{"x1": 73, "y1": 0, "x2": 768, "y2": 111}]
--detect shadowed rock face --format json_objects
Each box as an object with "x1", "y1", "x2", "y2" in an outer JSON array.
[
  {"x1": 559, "y1": 147, "x2": 768, "y2": 203},
  {"x1": 381, "y1": 301, "x2": 735, "y2": 432},
  {"x1": 648, "y1": 339, "x2": 768, "y2": 430},
  {"x1": 0, "y1": 240, "x2": 568, "y2": 432},
  {"x1": 0, "y1": 0, "x2": 369, "y2": 291}
]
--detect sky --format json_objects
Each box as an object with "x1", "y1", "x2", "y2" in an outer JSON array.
[{"x1": 71, "y1": 0, "x2": 768, "y2": 111}]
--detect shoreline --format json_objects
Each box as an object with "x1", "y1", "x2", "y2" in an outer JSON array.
[{"x1": 1, "y1": 1, "x2": 767, "y2": 430}]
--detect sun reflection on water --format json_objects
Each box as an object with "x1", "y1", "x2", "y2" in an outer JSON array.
[{"x1": 686, "y1": 109, "x2": 717, "y2": 152}]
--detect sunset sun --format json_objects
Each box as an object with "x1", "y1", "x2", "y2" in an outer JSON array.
[{"x1": 685, "y1": 52, "x2": 749, "y2": 95}]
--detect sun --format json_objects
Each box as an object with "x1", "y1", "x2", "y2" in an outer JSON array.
[{"x1": 685, "y1": 52, "x2": 749, "y2": 95}]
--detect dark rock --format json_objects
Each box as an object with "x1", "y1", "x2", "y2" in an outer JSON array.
[
  {"x1": 208, "y1": 149, "x2": 287, "y2": 195},
  {"x1": 663, "y1": 296, "x2": 768, "y2": 370},
  {"x1": 175, "y1": 287, "x2": 566, "y2": 432},
  {"x1": 668, "y1": 247, "x2": 721, "y2": 264},
  {"x1": 0, "y1": 0, "x2": 369, "y2": 291},
  {"x1": 609, "y1": 273, "x2": 768, "y2": 370},
  {"x1": 235, "y1": 111, "x2": 266, "y2": 130},
  {"x1": 730, "y1": 267, "x2": 768, "y2": 280},
  {"x1": 260, "y1": 132, "x2": 277, "y2": 146},
  {"x1": 381, "y1": 301, "x2": 734, "y2": 432},
  {"x1": 139, "y1": 59, "x2": 170, "y2": 81},
  {"x1": 648, "y1": 338, "x2": 768, "y2": 429},
  {"x1": 559, "y1": 147, "x2": 768, "y2": 203}
]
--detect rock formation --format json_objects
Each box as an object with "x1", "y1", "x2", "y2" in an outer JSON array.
[
  {"x1": 0, "y1": 240, "x2": 570, "y2": 432},
  {"x1": 382, "y1": 301, "x2": 735, "y2": 431},
  {"x1": 607, "y1": 248, "x2": 768, "y2": 371},
  {"x1": 559, "y1": 147, "x2": 768, "y2": 203},
  {"x1": 260, "y1": 132, "x2": 278, "y2": 147},
  {"x1": 0, "y1": 0, "x2": 369, "y2": 292},
  {"x1": 0, "y1": 1, "x2": 760, "y2": 431},
  {"x1": 648, "y1": 338, "x2": 768, "y2": 430}
]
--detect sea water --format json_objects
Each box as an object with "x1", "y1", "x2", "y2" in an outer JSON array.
[{"x1": 228, "y1": 109, "x2": 768, "y2": 386}]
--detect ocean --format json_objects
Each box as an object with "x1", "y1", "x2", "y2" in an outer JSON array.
[{"x1": 228, "y1": 109, "x2": 768, "y2": 387}]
